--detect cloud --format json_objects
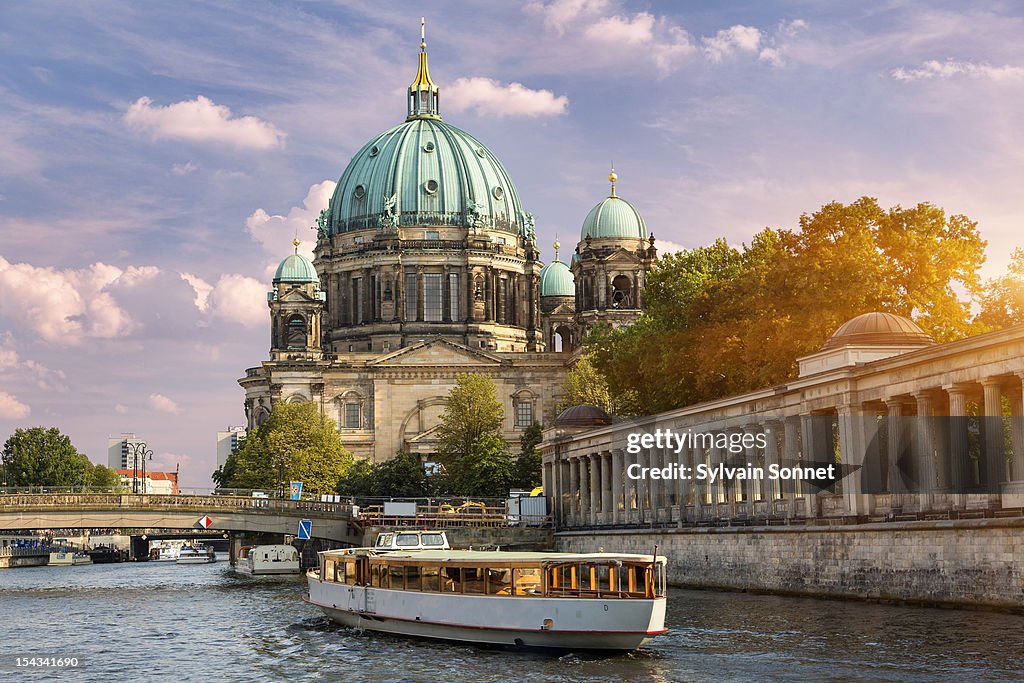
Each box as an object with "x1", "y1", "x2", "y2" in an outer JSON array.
[
  {"x1": 114, "y1": 404, "x2": 128, "y2": 415},
  {"x1": 149, "y1": 393, "x2": 181, "y2": 414},
  {"x1": 702, "y1": 25, "x2": 762, "y2": 62},
  {"x1": 171, "y1": 161, "x2": 198, "y2": 175},
  {"x1": 445, "y1": 78, "x2": 569, "y2": 118},
  {"x1": 525, "y1": 0, "x2": 611, "y2": 34},
  {"x1": 655, "y1": 239, "x2": 686, "y2": 255},
  {"x1": 583, "y1": 12, "x2": 695, "y2": 74},
  {"x1": 0, "y1": 391, "x2": 30, "y2": 419},
  {"x1": 584, "y1": 13, "x2": 655, "y2": 45},
  {"x1": 124, "y1": 96, "x2": 286, "y2": 150},
  {"x1": 206, "y1": 274, "x2": 267, "y2": 327},
  {"x1": 246, "y1": 180, "x2": 334, "y2": 263},
  {"x1": 0, "y1": 332, "x2": 17, "y2": 368},
  {"x1": 891, "y1": 59, "x2": 1024, "y2": 82}
]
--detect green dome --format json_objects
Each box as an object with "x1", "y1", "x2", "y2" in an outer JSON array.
[
  {"x1": 580, "y1": 196, "x2": 647, "y2": 241},
  {"x1": 274, "y1": 253, "x2": 318, "y2": 284},
  {"x1": 327, "y1": 118, "x2": 528, "y2": 235},
  {"x1": 539, "y1": 259, "x2": 575, "y2": 297}
]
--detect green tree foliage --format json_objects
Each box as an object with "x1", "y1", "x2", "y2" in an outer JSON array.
[
  {"x1": 588, "y1": 197, "x2": 987, "y2": 415},
  {"x1": 557, "y1": 355, "x2": 617, "y2": 413},
  {"x1": 88, "y1": 464, "x2": 123, "y2": 489},
  {"x1": 977, "y1": 247, "x2": 1024, "y2": 329},
  {"x1": 512, "y1": 422, "x2": 543, "y2": 489},
  {"x1": 436, "y1": 374, "x2": 505, "y2": 468},
  {"x1": 445, "y1": 433, "x2": 514, "y2": 497},
  {"x1": 2, "y1": 426, "x2": 92, "y2": 486},
  {"x1": 435, "y1": 374, "x2": 513, "y2": 496},
  {"x1": 336, "y1": 451, "x2": 431, "y2": 499},
  {"x1": 217, "y1": 402, "x2": 354, "y2": 494}
]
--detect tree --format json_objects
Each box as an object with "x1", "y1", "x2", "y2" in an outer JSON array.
[
  {"x1": 512, "y1": 422, "x2": 543, "y2": 490},
  {"x1": 217, "y1": 402, "x2": 354, "y2": 494},
  {"x1": 435, "y1": 374, "x2": 512, "y2": 496},
  {"x1": 88, "y1": 464, "x2": 123, "y2": 489},
  {"x1": 557, "y1": 355, "x2": 615, "y2": 413},
  {"x1": 336, "y1": 451, "x2": 432, "y2": 499},
  {"x1": 2, "y1": 427, "x2": 90, "y2": 486},
  {"x1": 977, "y1": 248, "x2": 1024, "y2": 329},
  {"x1": 436, "y1": 374, "x2": 505, "y2": 468},
  {"x1": 335, "y1": 458, "x2": 374, "y2": 497},
  {"x1": 587, "y1": 197, "x2": 988, "y2": 415}
]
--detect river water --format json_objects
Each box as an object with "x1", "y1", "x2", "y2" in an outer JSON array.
[{"x1": 2, "y1": 559, "x2": 1021, "y2": 682}]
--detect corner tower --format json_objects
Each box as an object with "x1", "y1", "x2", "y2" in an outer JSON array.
[
  {"x1": 572, "y1": 168, "x2": 656, "y2": 335},
  {"x1": 268, "y1": 240, "x2": 326, "y2": 361},
  {"x1": 313, "y1": 21, "x2": 543, "y2": 354}
]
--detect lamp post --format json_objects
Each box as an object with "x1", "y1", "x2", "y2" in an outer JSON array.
[{"x1": 129, "y1": 442, "x2": 154, "y2": 494}]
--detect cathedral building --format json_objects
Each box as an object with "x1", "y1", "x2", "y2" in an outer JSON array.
[{"x1": 239, "y1": 28, "x2": 655, "y2": 462}]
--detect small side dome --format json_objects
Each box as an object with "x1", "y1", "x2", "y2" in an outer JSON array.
[
  {"x1": 539, "y1": 259, "x2": 574, "y2": 297},
  {"x1": 273, "y1": 253, "x2": 318, "y2": 284},
  {"x1": 580, "y1": 195, "x2": 647, "y2": 241},
  {"x1": 554, "y1": 404, "x2": 613, "y2": 427},
  {"x1": 820, "y1": 312, "x2": 935, "y2": 351}
]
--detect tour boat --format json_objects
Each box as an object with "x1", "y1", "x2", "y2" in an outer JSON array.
[
  {"x1": 237, "y1": 544, "x2": 301, "y2": 575},
  {"x1": 306, "y1": 547, "x2": 668, "y2": 651},
  {"x1": 150, "y1": 544, "x2": 179, "y2": 562},
  {"x1": 176, "y1": 544, "x2": 216, "y2": 564}
]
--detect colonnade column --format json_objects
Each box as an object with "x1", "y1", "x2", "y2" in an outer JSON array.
[
  {"x1": 1012, "y1": 374, "x2": 1024, "y2": 482},
  {"x1": 674, "y1": 441, "x2": 688, "y2": 524},
  {"x1": 600, "y1": 452, "x2": 613, "y2": 523},
  {"x1": 945, "y1": 384, "x2": 971, "y2": 508},
  {"x1": 611, "y1": 449, "x2": 623, "y2": 525},
  {"x1": 568, "y1": 456, "x2": 579, "y2": 525},
  {"x1": 885, "y1": 399, "x2": 908, "y2": 511},
  {"x1": 783, "y1": 417, "x2": 800, "y2": 517},
  {"x1": 743, "y1": 425, "x2": 760, "y2": 511},
  {"x1": 764, "y1": 421, "x2": 781, "y2": 508},
  {"x1": 589, "y1": 453, "x2": 601, "y2": 525},
  {"x1": 981, "y1": 379, "x2": 1006, "y2": 497},
  {"x1": 914, "y1": 392, "x2": 936, "y2": 512}
]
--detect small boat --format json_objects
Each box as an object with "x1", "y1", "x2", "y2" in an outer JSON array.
[
  {"x1": 87, "y1": 545, "x2": 127, "y2": 564},
  {"x1": 149, "y1": 544, "x2": 179, "y2": 562},
  {"x1": 49, "y1": 550, "x2": 92, "y2": 566},
  {"x1": 237, "y1": 544, "x2": 301, "y2": 575},
  {"x1": 176, "y1": 544, "x2": 216, "y2": 564},
  {"x1": 72, "y1": 552, "x2": 93, "y2": 565},
  {"x1": 307, "y1": 546, "x2": 668, "y2": 651}
]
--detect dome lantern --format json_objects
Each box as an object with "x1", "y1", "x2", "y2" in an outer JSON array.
[{"x1": 407, "y1": 18, "x2": 440, "y2": 121}]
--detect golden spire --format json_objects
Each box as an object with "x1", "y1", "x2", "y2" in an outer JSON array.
[
  {"x1": 407, "y1": 17, "x2": 440, "y2": 120},
  {"x1": 293, "y1": 237, "x2": 300, "y2": 254},
  {"x1": 608, "y1": 163, "x2": 618, "y2": 198},
  {"x1": 553, "y1": 238, "x2": 561, "y2": 261}
]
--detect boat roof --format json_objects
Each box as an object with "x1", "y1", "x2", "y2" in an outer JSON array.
[{"x1": 320, "y1": 548, "x2": 665, "y2": 565}]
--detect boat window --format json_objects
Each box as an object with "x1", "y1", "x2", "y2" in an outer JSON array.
[
  {"x1": 443, "y1": 567, "x2": 460, "y2": 592},
  {"x1": 376, "y1": 533, "x2": 393, "y2": 548},
  {"x1": 371, "y1": 564, "x2": 382, "y2": 587},
  {"x1": 406, "y1": 565, "x2": 421, "y2": 591},
  {"x1": 421, "y1": 566, "x2": 440, "y2": 592},
  {"x1": 420, "y1": 533, "x2": 444, "y2": 547},
  {"x1": 487, "y1": 568, "x2": 511, "y2": 595},
  {"x1": 396, "y1": 533, "x2": 421, "y2": 547},
  {"x1": 343, "y1": 560, "x2": 357, "y2": 585},
  {"x1": 513, "y1": 567, "x2": 541, "y2": 596},
  {"x1": 389, "y1": 565, "x2": 405, "y2": 590},
  {"x1": 324, "y1": 558, "x2": 337, "y2": 583},
  {"x1": 462, "y1": 567, "x2": 486, "y2": 594}
]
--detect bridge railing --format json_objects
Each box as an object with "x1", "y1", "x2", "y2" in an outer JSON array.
[{"x1": 0, "y1": 493, "x2": 354, "y2": 518}]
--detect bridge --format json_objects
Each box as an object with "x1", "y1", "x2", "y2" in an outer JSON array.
[{"x1": 0, "y1": 493, "x2": 362, "y2": 543}]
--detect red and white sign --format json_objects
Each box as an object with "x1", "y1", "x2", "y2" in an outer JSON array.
[{"x1": 197, "y1": 515, "x2": 213, "y2": 529}]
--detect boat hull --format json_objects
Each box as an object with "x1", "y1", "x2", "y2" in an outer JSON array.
[{"x1": 307, "y1": 577, "x2": 666, "y2": 651}]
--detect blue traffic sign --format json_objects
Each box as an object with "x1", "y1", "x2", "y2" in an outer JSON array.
[{"x1": 297, "y1": 519, "x2": 312, "y2": 540}]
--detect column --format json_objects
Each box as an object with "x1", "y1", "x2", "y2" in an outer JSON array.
[
  {"x1": 945, "y1": 384, "x2": 972, "y2": 508},
  {"x1": 635, "y1": 449, "x2": 648, "y2": 523},
  {"x1": 763, "y1": 420, "x2": 781, "y2": 506},
  {"x1": 981, "y1": 378, "x2": 1006, "y2": 494},
  {"x1": 611, "y1": 449, "x2": 624, "y2": 525},
  {"x1": 836, "y1": 404, "x2": 869, "y2": 516},
  {"x1": 674, "y1": 441, "x2": 688, "y2": 524},
  {"x1": 647, "y1": 444, "x2": 661, "y2": 520},
  {"x1": 885, "y1": 399, "x2": 907, "y2": 501},
  {"x1": 800, "y1": 415, "x2": 820, "y2": 518},
  {"x1": 568, "y1": 456, "x2": 580, "y2": 525},
  {"x1": 743, "y1": 425, "x2": 760, "y2": 508},
  {"x1": 783, "y1": 417, "x2": 800, "y2": 517},
  {"x1": 601, "y1": 451, "x2": 613, "y2": 523},
  {"x1": 578, "y1": 456, "x2": 590, "y2": 523},
  {"x1": 914, "y1": 391, "x2": 936, "y2": 512},
  {"x1": 589, "y1": 454, "x2": 601, "y2": 525}
]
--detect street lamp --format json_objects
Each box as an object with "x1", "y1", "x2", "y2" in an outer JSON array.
[{"x1": 129, "y1": 442, "x2": 154, "y2": 494}]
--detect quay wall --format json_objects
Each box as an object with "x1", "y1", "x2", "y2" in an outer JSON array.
[
  {"x1": 556, "y1": 519, "x2": 1024, "y2": 609},
  {"x1": 0, "y1": 555, "x2": 48, "y2": 569}
]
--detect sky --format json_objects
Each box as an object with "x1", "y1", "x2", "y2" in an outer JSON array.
[{"x1": 2, "y1": 1, "x2": 1023, "y2": 488}]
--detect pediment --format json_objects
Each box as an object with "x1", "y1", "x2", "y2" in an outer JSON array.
[
  {"x1": 596, "y1": 247, "x2": 645, "y2": 265},
  {"x1": 278, "y1": 288, "x2": 319, "y2": 303},
  {"x1": 370, "y1": 337, "x2": 505, "y2": 367}
]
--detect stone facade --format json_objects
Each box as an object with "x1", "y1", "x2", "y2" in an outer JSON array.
[{"x1": 556, "y1": 520, "x2": 1024, "y2": 608}]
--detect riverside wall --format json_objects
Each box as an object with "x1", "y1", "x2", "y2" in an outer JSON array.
[{"x1": 556, "y1": 519, "x2": 1024, "y2": 609}]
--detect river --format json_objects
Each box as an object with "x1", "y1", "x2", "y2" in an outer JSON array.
[{"x1": 1, "y1": 559, "x2": 1021, "y2": 681}]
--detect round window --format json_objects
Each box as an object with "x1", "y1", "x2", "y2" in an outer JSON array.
[
  {"x1": 476, "y1": 147, "x2": 487, "y2": 158},
  {"x1": 492, "y1": 186, "x2": 504, "y2": 200},
  {"x1": 354, "y1": 185, "x2": 366, "y2": 199},
  {"x1": 424, "y1": 179, "x2": 439, "y2": 194},
  {"x1": 423, "y1": 141, "x2": 435, "y2": 153},
  {"x1": 369, "y1": 145, "x2": 379, "y2": 157}
]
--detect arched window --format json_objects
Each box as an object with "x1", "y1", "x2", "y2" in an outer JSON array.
[
  {"x1": 286, "y1": 314, "x2": 307, "y2": 349},
  {"x1": 611, "y1": 275, "x2": 632, "y2": 308},
  {"x1": 553, "y1": 325, "x2": 572, "y2": 352}
]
